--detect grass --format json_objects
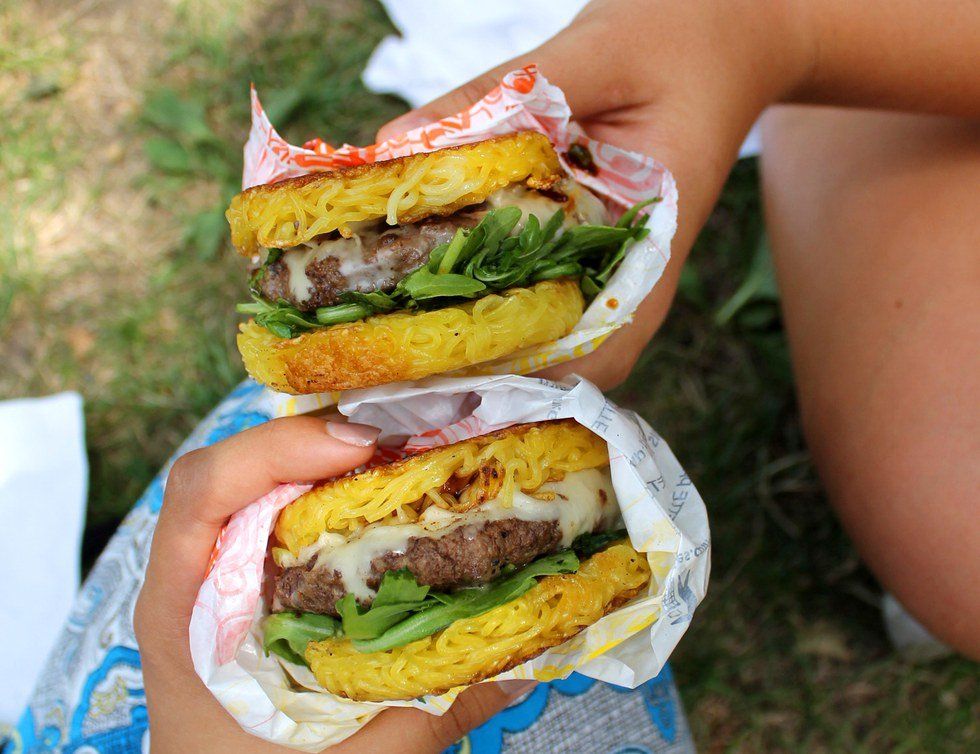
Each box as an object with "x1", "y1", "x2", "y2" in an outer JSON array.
[{"x1": 0, "y1": 0, "x2": 975, "y2": 750}]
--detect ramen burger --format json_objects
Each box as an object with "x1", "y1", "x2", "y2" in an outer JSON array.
[
  {"x1": 229, "y1": 132, "x2": 655, "y2": 393},
  {"x1": 262, "y1": 419, "x2": 651, "y2": 702}
]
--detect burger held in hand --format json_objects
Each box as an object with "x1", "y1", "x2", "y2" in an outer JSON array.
[
  {"x1": 262, "y1": 419, "x2": 651, "y2": 702},
  {"x1": 228, "y1": 132, "x2": 655, "y2": 393}
]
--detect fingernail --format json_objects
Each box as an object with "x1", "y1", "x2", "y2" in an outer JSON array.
[
  {"x1": 325, "y1": 421, "x2": 380, "y2": 447},
  {"x1": 497, "y1": 679, "x2": 537, "y2": 701}
]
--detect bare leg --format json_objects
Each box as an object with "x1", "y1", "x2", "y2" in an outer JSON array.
[{"x1": 760, "y1": 108, "x2": 980, "y2": 657}]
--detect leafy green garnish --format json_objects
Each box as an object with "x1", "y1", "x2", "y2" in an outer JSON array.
[
  {"x1": 571, "y1": 528, "x2": 629, "y2": 557},
  {"x1": 247, "y1": 248, "x2": 283, "y2": 295},
  {"x1": 340, "y1": 289, "x2": 398, "y2": 312},
  {"x1": 236, "y1": 296, "x2": 320, "y2": 339},
  {"x1": 240, "y1": 197, "x2": 659, "y2": 336},
  {"x1": 264, "y1": 551, "x2": 580, "y2": 664},
  {"x1": 314, "y1": 302, "x2": 373, "y2": 326},
  {"x1": 261, "y1": 611, "x2": 341, "y2": 665},
  {"x1": 335, "y1": 569, "x2": 433, "y2": 640},
  {"x1": 397, "y1": 268, "x2": 488, "y2": 300},
  {"x1": 349, "y1": 550, "x2": 579, "y2": 653},
  {"x1": 263, "y1": 535, "x2": 633, "y2": 666}
]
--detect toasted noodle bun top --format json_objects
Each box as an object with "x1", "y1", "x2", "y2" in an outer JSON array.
[
  {"x1": 274, "y1": 419, "x2": 609, "y2": 554},
  {"x1": 227, "y1": 132, "x2": 563, "y2": 255}
]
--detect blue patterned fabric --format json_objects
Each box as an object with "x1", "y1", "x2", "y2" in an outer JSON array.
[{"x1": 3, "y1": 381, "x2": 694, "y2": 754}]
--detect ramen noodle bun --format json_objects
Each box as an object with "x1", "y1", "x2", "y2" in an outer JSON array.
[
  {"x1": 265, "y1": 419, "x2": 651, "y2": 701},
  {"x1": 228, "y1": 132, "x2": 633, "y2": 393}
]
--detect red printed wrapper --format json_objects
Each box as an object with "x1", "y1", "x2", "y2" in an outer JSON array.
[
  {"x1": 190, "y1": 376, "x2": 709, "y2": 750},
  {"x1": 240, "y1": 65, "x2": 679, "y2": 418}
]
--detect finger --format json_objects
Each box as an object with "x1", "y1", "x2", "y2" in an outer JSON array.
[
  {"x1": 143, "y1": 416, "x2": 379, "y2": 621},
  {"x1": 376, "y1": 15, "x2": 648, "y2": 142},
  {"x1": 331, "y1": 680, "x2": 537, "y2": 753}
]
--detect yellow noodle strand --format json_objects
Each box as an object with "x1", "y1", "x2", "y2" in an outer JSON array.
[
  {"x1": 227, "y1": 132, "x2": 561, "y2": 254},
  {"x1": 274, "y1": 419, "x2": 608, "y2": 553},
  {"x1": 237, "y1": 279, "x2": 583, "y2": 394},
  {"x1": 305, "y1": 542, "x2": 650, "y2": 701}
]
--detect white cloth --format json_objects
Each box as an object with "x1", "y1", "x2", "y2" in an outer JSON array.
[
  {"x1": 0, "y1": 392, "x2": 87, "y2": 727},
  {"x1": 364, "y1": 0, "x2": 761, "y2": 158}
]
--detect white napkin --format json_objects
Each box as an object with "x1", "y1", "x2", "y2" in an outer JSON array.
[
  {"x1": 364, "y1": 0, "x2": 761, "y2": 157},
  {"x1": 0, "y1": 392, "x2": 87, "y2": 727}
]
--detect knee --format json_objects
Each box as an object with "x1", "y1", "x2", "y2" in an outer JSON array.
[{"x1": 805, "y1": 412, "x2": 980, "y2": 659}]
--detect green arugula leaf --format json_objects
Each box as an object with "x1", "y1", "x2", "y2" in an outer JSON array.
[
  {"x1": 247, "y1": 248, "x2": 284, "y2": 293},
  {"x1": 615, "y1": 196, "x2": 661, "y2": 229},
  {"x1": 262, "y1": 611, "x2": 341, "y2": 666},
  {"x1": 351, "y1": 550, "x2": 579, "y2": 653},
  {"x1": 558, "y1": 224, "x2": 634, "y2": 253},
  {"x1": 580, "y1": 275, "x2": 602, "y2": 298},
  {"x1": 341, "y1": 290, "x2": 398, "y2": 312},
  {"x1": 314, "y1": 302, "x2": 374, "y2": 325},
  {"x1": 518, "y1": 214, "x2": 541, "y2": 253},
  {"x1": 240, "y1": 197, "x2": 660, "y2": 335},
  {"x1": 436, "y1": 228, "x2": 468, "y2": 275},
  {"x1": 571, "y1": 528, "x2": 628, "y2": 557},
  {"x1": 335, "y1": 569, "x2": 434, "y2": 640},
  {"x1": 236, "y1": 295, "x2": 319, "y2": 338},
  {"x1": 398, "y1": 267, "x2": 487, "y2": 300},
  {"x1": 594, "y1": 229, "x2": 649, "y2": 286},
  {"x1": 532, "y1": 261, "x2": 583, "y2": 282}
]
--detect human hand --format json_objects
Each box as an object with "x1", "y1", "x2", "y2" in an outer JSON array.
[
  {"x1": 377, "y1": 0, "x2": 810, "y2": 389},
  {"x1": 377, "y1": 0, "x2": 979, "y2": 390},
  {"x1": 135, "y1": 416, "x2": 535, "y2": 754}
]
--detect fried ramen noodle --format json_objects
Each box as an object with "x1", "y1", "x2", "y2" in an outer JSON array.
[
  {"x1": 305, "y1": 542, "x2": 651, "y2": 702},
  {"x1": 237, "y1": 279, "x2": 583, "y2": 394},
  {"x1": 227, "y1": 132, "x2": 562, "y2": 254},
  {"x1": 274, "y1": 420, "x2": 609, "y2": 554}
]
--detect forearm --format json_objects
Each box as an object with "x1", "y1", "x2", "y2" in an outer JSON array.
[{"x1": 789, "y1": 0, "x2": 980, "y2": 117}]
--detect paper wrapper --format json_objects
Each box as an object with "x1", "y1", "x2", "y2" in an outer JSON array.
[
  {"x1": 190, "y1": 375, "x2": 710, "y2": 750},
  {"x1": 240, "y1": 64, "x2": 678, "y2": 416}
]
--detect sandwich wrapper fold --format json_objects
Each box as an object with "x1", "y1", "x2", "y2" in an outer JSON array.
[
  {"x1": 240, "y1": 64, "x2": 678, "y2": 417},
  {"x1": 190, "y1": 375, "x2": 710, "y2": 750}
]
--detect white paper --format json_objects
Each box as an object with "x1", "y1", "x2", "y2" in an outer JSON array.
[
  {"x1": 191, "y1": 375, "x2": 710, "y2": 751},
  {"x1": 0, "y1": 392, "x2": 87, "y2": 726},
  {"x1": 242, "y1": 66, "x2": 678, "y2": 416}
]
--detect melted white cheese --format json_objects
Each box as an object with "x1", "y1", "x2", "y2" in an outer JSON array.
[
  {"x1": 486, "y1": 185, "x2": 568, "y2": 230},
  {"x1": 274, "y1": 179, "x2": 609, "y2": 304},
  {"x1": 281, "y1": 232, "x2": 406, "y2": 305},
  {"x1": 564, "y1": 180, "x2": 610, "y2": 225},
  {"x1": 485, "y1": 182, "x2": 609, "y2": 229},
  {"x1": 297, "y1": 467, "x2": 619, "y2": 602}
]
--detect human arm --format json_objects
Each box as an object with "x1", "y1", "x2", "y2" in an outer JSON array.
[{"x1": 377, "y1": 0, "x2": 980, "y2": 388}]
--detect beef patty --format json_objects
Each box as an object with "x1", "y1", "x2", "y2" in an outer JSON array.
[
  {"x1": 273, "y1": 518, "x2": 562, "y2": 616},
  {"x1": 257, "y1": 214, "x2": 481, "y2": 311}
]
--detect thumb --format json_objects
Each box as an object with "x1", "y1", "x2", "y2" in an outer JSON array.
[
  {"x1": 139, "y1": 416, "x2": 379, "y2": 632},
  {"x1": 375, "y1": 15, "x2": 632, "y2": 143},
  {"x1": 422, "y1": 680, "x2": 538, "y2": 750},
  {"x1": 333, "y1": 680, "x2": 537, "y2": 753},
  {"x1": 376, "y1": 64, "x2": 514, "y2": 142}
]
